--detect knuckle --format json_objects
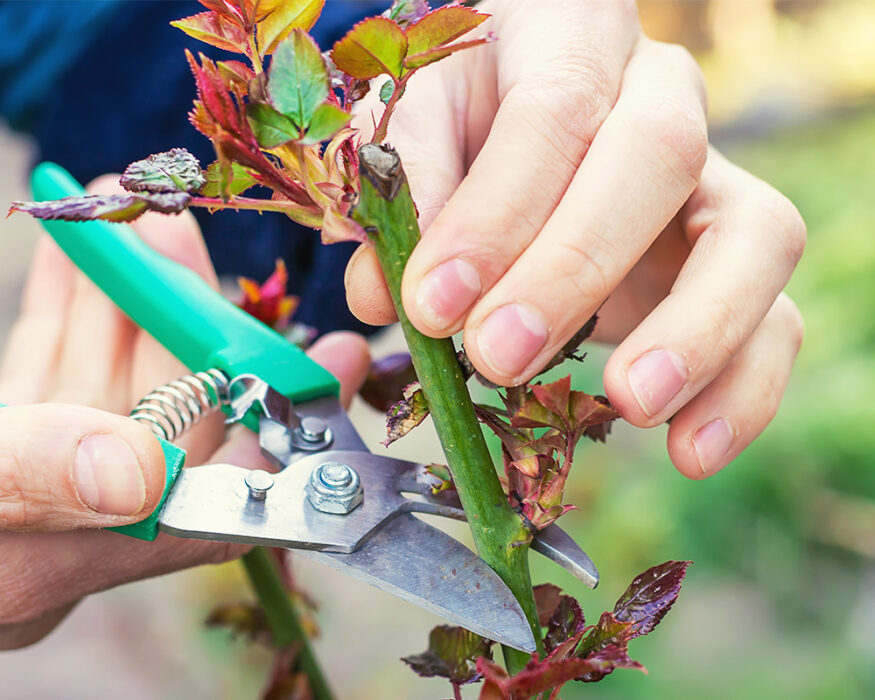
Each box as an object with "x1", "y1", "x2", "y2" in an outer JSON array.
[
  {"x1": 0, "y1": 448, "x2": 33, "y2": 531},
  {"x1": 615, "y1": 0, "x2": 639, "y2": 22},
  {"x1": 658, "y1": 42, "x2": 707, "y2": 98},
  {"x1": 512, "y1": 58, "x2": 615, "y2": 161},
  {"x1": 552, "y1": 234, "x2": 614, "y2": 306},
  {"x1": 637, "y1": 92, "x2": 708, "y2": 185},
  {"x1": 706, "y1": 297, "x2": 747, "y2": 361}
]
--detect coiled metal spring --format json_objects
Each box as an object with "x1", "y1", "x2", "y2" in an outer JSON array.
[{"x1": 130, "y1": 369, "x2": 230, "y2": 442}]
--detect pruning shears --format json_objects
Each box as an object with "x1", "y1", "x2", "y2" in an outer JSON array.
[{"x1": 29, "y1": 162, "x2": 600, "y2": 653}]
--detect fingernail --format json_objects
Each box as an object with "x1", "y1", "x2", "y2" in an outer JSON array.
[
  {"x1": 74, "y1": 434, "x2": 146, "y2": 516},
  {"x1": 627, "y1": 350, "x2": 688, "y2": 416},
  {"x1": 415, "y1": 259, "x2": 481, "y2": 330},
  {"x1": 477, "y1": 304, "x2": 549, "y2": 378},
  {"x1": 693, "y1": 418, "x2": 734, "y2": 475}
]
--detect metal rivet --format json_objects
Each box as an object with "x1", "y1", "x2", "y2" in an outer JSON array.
[
  {"x1": 299, "y1": 416, "x2": 328, "y2": 443},
  {"x1": 245, "y1": 469, "x2": 274, "y2": 501}
]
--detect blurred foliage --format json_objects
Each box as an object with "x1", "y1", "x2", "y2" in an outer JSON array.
[
  {"x1": 640, "y1": 0, "x2": 875, "y2": 126},
  {"x1": 489, "y1": 106, "x2": 875, "y2": 700}
]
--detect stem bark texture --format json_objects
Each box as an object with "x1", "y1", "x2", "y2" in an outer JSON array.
[{"x1": 353, "y1": 143, "x2": 543, "y2": 672}]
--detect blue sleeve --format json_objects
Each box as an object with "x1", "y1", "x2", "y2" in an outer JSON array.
[
  {"x1": 4, "y1": 0, "x2": 392, "y2": 337},
  {"x1": 0, "y1": 1, "x2": 122, "y2": 130}
]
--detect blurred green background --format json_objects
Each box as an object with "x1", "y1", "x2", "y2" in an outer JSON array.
[{"x1": 0, "y1": 1, "x2": 872, "y2": 698}]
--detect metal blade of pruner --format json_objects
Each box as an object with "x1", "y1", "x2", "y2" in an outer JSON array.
[
  {"x1": 227, "y1": 373, "x2": 599, "y2": 588},
  {"x1": 157, "y1": 376, "x2": 598, "y2": 652}
]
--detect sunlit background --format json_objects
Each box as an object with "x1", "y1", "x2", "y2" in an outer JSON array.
[{"x1": 0, "y1": 1, "x2": 872, "y2": 698}]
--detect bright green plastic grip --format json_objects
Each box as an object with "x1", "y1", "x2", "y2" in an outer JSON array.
[
  {"x1": 29, "y1": 162, "x2": 339, "y2": 403},
  {"x1": 109, "y1": 438, "x2": 186, "y2": 541}
]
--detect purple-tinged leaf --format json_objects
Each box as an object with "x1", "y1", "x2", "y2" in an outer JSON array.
[
  {"x1": 533, "y1": 583, "x2": 563, "y2": 627},
  {"x1": 383, "y1": 381, "x2": 429, "y2": 446},
  {"x1": 583, "y1": 410, "x2": 614, "y2": 443},
  {"x1": 575, "y1": 644, "x2": 646, "y2": 683},
  {"x1": 386, "y1": 0, "x2": 431, "y2": 26},
  {"x1": 359, "y1": 352, "x2": 417, "y2": 412},
  {"x1": 402, "y1": 625, "x2": 493, "y2": 685},
  {"x1": 331, "y1": 17, "x2": 408, "y2": 80},
  {"x1": 477, "y1": 653, "x2": 628, "y2": 699},
  {"x1": 119, "y1": 148, "x2": 205, "y2": 194},
  {"x1": 300, "y1": 103, "x2": 352, "y2": 145},
  {"x1": 510, "y1": 376, "x2": 620, "y2": 437},
  {"x1": 268, "y1": 30, "x2": 329, "y2": 130},
  {"x1": 544, "y1": 594, "x2": 586, "y2": 655},
  {"x1": 612, "y1": 560, "x2": 691, "y2": 639},
  {"x1": 171, "y1": 10, "x2": 248, "y2": 53},
  {"x1": 9, "y1": 192, "x2": 191, "y2": 223},
  {"x1": 257, "y1": 0, "x2": 325, "y2": 57},
  {"x1": 246, "y1": 102, "x2": 300, "y2": 148},
  {"x1": 576, "y1": 611, "x2": 634, "y2": 659}
]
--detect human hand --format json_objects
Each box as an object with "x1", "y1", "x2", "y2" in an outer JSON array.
[
  {"x1": 344, "y1": 0, "x2": 805, "y2": 479},
  {"x1": 0, "y1": 176, "x2": 371, "y2": 649}
]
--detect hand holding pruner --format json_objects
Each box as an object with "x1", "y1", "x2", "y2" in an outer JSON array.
[{"x1": 28, "y1": 163, "x2": 600, "y2": 653}]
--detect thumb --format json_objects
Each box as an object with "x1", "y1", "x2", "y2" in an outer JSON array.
[{"x1": 0, "y1": 404, "x2": 166, "y2": 532}]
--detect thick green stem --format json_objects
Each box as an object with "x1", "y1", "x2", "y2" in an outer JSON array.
[
  {"x1": 241, "y1": 548, "x2": 334, "y2": 700},
  {"x1": 353, "y1": 144, "x2": 543, "y2": 672}
]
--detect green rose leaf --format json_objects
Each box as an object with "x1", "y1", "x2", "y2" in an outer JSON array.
[
  {"x1": 299, "y1": 103, "x2": 352, "y2": 145},
  {"x1": 201, "y1": 160, "x2": 257, "y2": 198},
  {"x1": 268, "y1": 29, "x2": 329, "y2": 130},
  {"x1": 379, "y1": 78, "x2": 395, "y2": 105},
  {"x1": 331, "y1": 17, "x2": 408, "y2": 80},
  {"x1": 246, "y1": 101, "x2": 300, "y2": 148}
]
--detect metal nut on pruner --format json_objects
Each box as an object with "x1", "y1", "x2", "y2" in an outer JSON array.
[{"x1": 306, "y1": 462, "x2": 363, "y2": 514}]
